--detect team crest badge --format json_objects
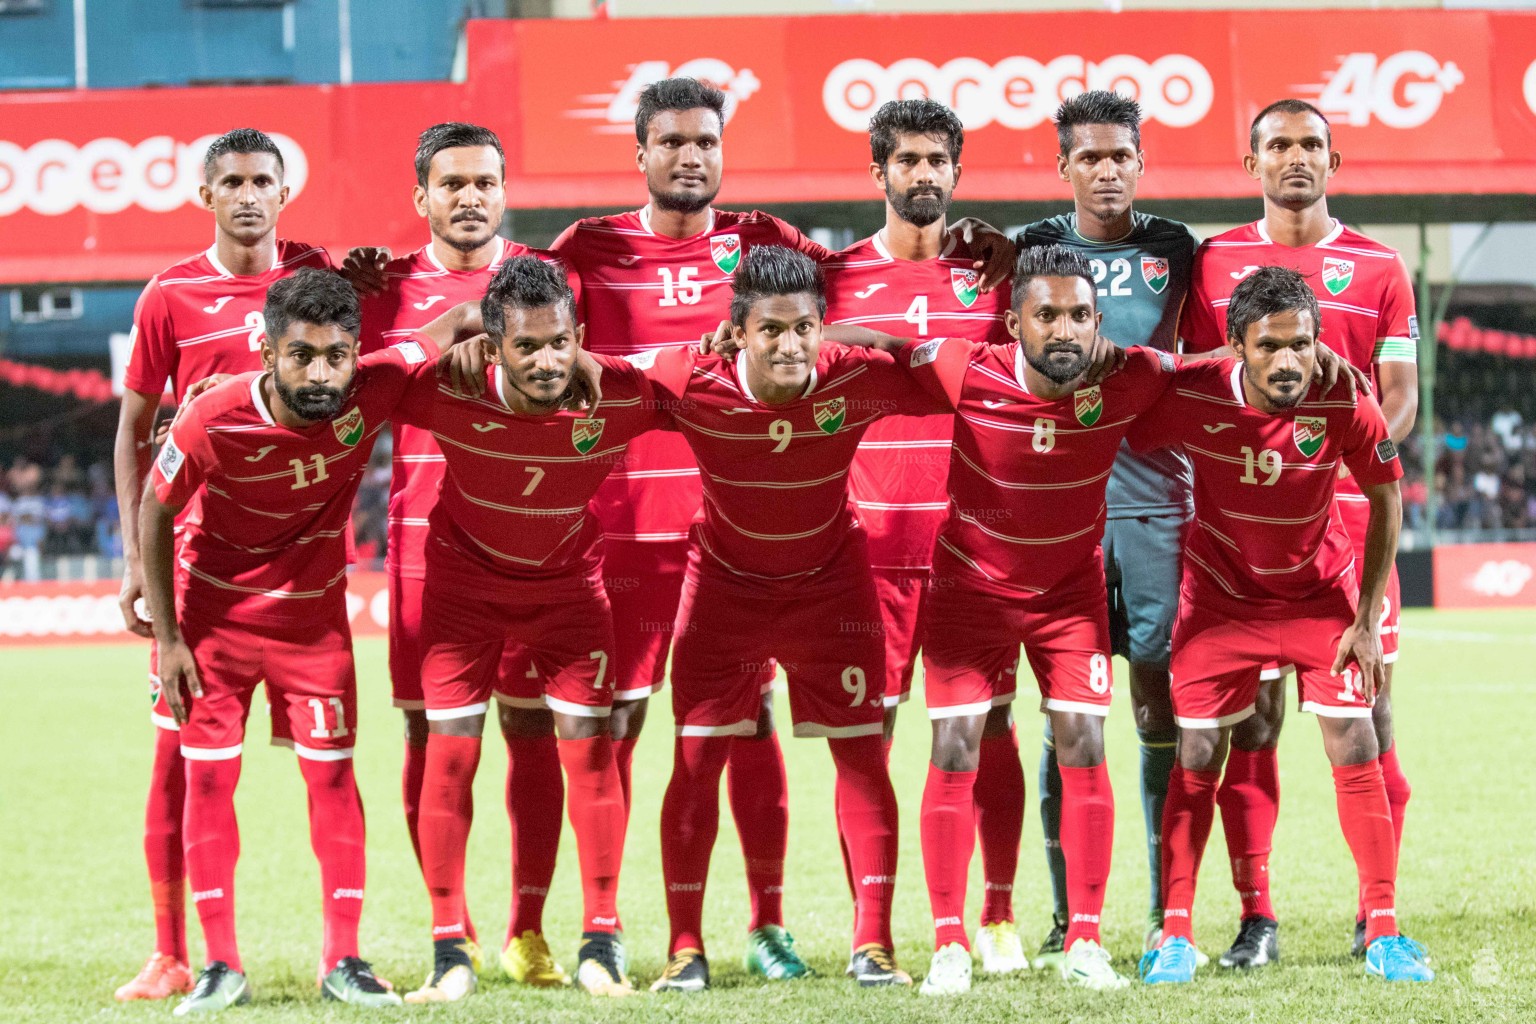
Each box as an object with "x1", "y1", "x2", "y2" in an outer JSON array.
[
  {"x1": 710, "y1": 233, "x2": 742, "y2": 274},
  {"x1": 1141, "y1": 256, "x2": 1170, "y2": 294},
  {"x1": 813, "y1": 397, "x2": 846, "y2": 435},
  {"x1": 572, "y1": 417, "x2": 606, "y2": 455},
  {"x1": 1294, "y1": 416, "x2": 1327, "y2": 458},
  {"x1": 951, "y1": 267, "x2": 980, "y2": 308},
  {"x1": 1073, "y1": 386, "x2": 1103, "y2": 427},
  {"x1": 1322, "y1": 258, "x2": 1354, "y2": 296},
  {"x1": 332, "y1": 407, "x2": 365, "y2": 446}
]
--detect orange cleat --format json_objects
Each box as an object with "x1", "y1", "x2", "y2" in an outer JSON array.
[{"x1": 115, "y1": 952, "x2": 194, "y2": 1001}]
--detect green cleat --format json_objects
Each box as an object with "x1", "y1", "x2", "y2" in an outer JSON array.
[
  {"x1": 745, "y1": 925, "x2": 811, "y2": 980},
  {"x1": 173, "y1": 962, "x2": 251, "y2": 1016},
  {"x1": 321, "y1": 958, "x2": 402, "y2": 1008}
]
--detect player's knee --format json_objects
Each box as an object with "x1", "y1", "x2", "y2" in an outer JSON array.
[
  {"x1": 1050, "y1": 713, "x2": 1106, "y2": 768},
  {"x1": 1233, "y1": 701, "x2": 1283, "y2": 750},
  {"x1": 1177, "y1": 728, "x2": 1225, "y2": 772},
  {"x1": 553, "y1": 711, "x2": 607, "y2": 742},
  {"x1": 608, "y1": 696, "x2": 648, "y2": 741},
  {"x1": 498, "y1": 703, "x2": 554, "y2": 740},
  {"x1": 402, "y1": 708, "x2": 429, "y2": 747},
  {"x1": 930, "y1": 716, "x2": 983, "y2": 773},
  {"x1": 1319, "y1": 716, "x2": 1380, "y2": 766},
  {"x1": 753, "y1": 693, "x2": 776, "y2": 739}
]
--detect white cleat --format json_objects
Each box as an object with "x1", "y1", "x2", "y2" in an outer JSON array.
[
  {"x1": 919, "y1": 942, "x2": 973, "y2": 997},
  {"x1": 1059, "y1": 938, "x2": 1130, "y2": 991},
  {"x1": 975, "y1": 922, "x2": 1030, "y2": 975}
]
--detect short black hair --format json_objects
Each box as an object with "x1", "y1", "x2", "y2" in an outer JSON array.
[
  {"x1": 1249, "y1": 99, "x2": 1331, "y2": 153},
  {"x1": 203, "y1": 128, "x2": 284, "y2": 183},
  {"x1": 1225, "y1": 266, "x2": 1320, "y2": 345},
  {"x1": 729, "y1": 245, "x2": 826, "y2": 328},
  {"x1": 635, "y1": 77, "x2": 727, "y2": 145},
  {"x1": 1054, "y1": 90, "x2": 1142, "y2": 155},
  {"x1": 481, "y1": 256, "x2": 577, "y2": 339},
  {"x1": 262, "y1": 268, "x2": 361, "y2": 343},
  {"x1": 868, "y1": 98, "x2": 964, "y2": 167},
  {"x1": 414, "y1": 122, "x2": 505, "y2": 188},
  {"x1": 1010, "y1": 244, "x2": 1096, "y2": 311}
]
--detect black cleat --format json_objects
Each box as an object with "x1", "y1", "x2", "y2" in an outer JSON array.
[
  {"x1": 650, "y1": 948, "x2": 710, "y2": 993},
  {"x1": 846, "y1": 944, "x2": 912, "y2": 987},
  {"x1": 1218, "y1": 915, "x2": 1279, "y2": 969},
  {"x1": 1351, "y1": 917, "x2": 1368, "y2": 959}
]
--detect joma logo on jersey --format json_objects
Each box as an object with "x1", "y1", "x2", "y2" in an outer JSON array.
[
  {"x1": 332, "y1": 408, "x2": 365, "y2": 447},
  {"x1": 1074, "y1": 386, "x2": 1103, "y2": 426},
  {"x1": 1322, "y1": 258, "x2": 1355, "y2": 296},
  {"x1": 710, "y1": 233, "x2": 742, "y2": 273},
  {"x1": 1294, "y1": 416, "x2": 1327, "y2": 458},
  {"x1": 572, "y1": 417, "x2": 606, "y2": 454},
  {"x1": 951, "y1": 267, "x2": 980, "y2": 308},
  {"x1": 1141, "y1": 256, "x2": 1169, "y2": 294},
  {"x1": 814, "y1": 397, "x2": 846, "y2": 435}
]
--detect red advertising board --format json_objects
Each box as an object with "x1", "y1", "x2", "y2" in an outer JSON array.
[
  {"x1": 0, "y1": 572, "x2": 392, "y2": 646},
  {"x1": 2, "y1": 10, "x2": 1535, "y2": 284},
  {"x1": 1433, "y1": 542, "x2": 1536, "y2": 610}
]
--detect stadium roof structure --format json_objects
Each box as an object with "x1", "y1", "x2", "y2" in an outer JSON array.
[{"x1": 2, "y1": 9, "x2": 1535, "y2": 285}]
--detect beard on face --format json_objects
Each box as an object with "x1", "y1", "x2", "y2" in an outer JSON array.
[
  {"x1": 1256, "y1": 366, "x2": 1307, "y2": 408},
  {"x1": 651, "y1": 180, "x2": 719, "y2": 215},
  {"x1": 886, "y1": 180, "x2": 951, "y2": 228},
  {"x1": 515, "y1": 370, "x2": 570, "y2": 408},
  {"x1": 1024, "y1": 342, "x2": 1089, "y2": 385},
  {"x1": 432, "y1": 210, "x2": 497, "y2": 254},
  {"x1": 274, "y1": 374, "x2": 347, "y2": 422}
]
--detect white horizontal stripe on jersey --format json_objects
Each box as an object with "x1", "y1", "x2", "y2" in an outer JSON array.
[
  {"x1": 433, "y1": 432, "x2": 628, "y2": 463},
  {"x1": 853, "y1": 500, "x2": 949, "y2": 511},
  {"x1": 951, "y1": 445, "x2": 1114, "y2": 491},
  {"x1": 607, "y1": 468, "x2": 699, "y2": 480},
  {"x1": 828, "y1": 313, "x2": 1004, "y2": 327},
  {"x1": 675, "y1": 413, "x2": 879, "y2": 442},
  {"x1": 1173, "y1": 388, "x2": 1242, "y2": 408},
  {"x1": 703, "y1": 467, "x2": 847, "y2": 491},
  {"x1": 273, "y1": 247, "x2": 328, "y2": 269},
  {"x1": 204, "y1": 484, "x2": 314, "y2": 520},
  {"x1": 200, "y1": 525, "x2": 348, "y2": 554},
  {"x1": 1222, "y1": 504, "x2": 1332, "y2": 526},
  {"x1": 388, "y1": 516, "x2": 432, "y2": 525},
  {"x1": 459, "y1": 489, "x2": 586, "y2": 517},
  {"x1": 956, "y1": 410, "x2": 1136, "y2": 437},
  {"x1": 1186, "y1": 443, "x2": 1340, "y2": 472},
  {"x1": 1212, "y1": 296, "x2": 1383, "y2": 318},
  {"x1": 394, "y1": 454, "x2": 446, "y2": 464},
  {"x1": 954, "y1": 508, "x2": 1103, "y2": 546},
  {"x1": 694, "y1": 533, "x2": 827, "y2": 582},
  {"x1": 606, "y1": 530, "x2": 692, "y2": 542},
  {"x1": 159, "y1": 274, "x2": 228, "y2": 287},
  {"x1": 180, "y1": 559, "x2": 347, "y2": 600},
  {"x1": 816, "y1": 364, "x2": 872, "y2": 394},
  {"x1": 176, "y1": 325, "x2": 250, "y2": 349},
  {"x1": 934, "y1": 536, "x2": 1046, "y2": 593},
  {"x1": 585, "y1": 277, "x2": 732, "y2": 292},
  {"x1": 706, "y1": 497, "x2": 843, "y2": 542},
  {"x1": 461, "y1": 519, "x2": 583, "y2": 567},
  {"x1": 856, "y1": 439, "x2": 949, "y2": 450},
  {"x1": 1320, "y1": 243, "x2": 1396, "y2": 260}
]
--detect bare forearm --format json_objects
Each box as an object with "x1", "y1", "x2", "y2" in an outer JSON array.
[
  {"x1": 139, "y1": 485, "x2": 181, "y2": 643},
  {"x1": 823, "y1": 323, "x2": 907, "y2": 352},
  {"x1": 416, "y1": 301, "x2": 484, "y2": 350},
  {"x1": 1377, "y1": 363, "x2": 1419, "y2": 444},
  {"x1": 114, "y1": 392, "x2": 158, "y2": 563},
  {"x1": 1356, "y1": 483, "x2": 1402, "y2": 629}
]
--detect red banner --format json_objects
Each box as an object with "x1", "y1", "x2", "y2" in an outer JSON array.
[
  {"x1": 1433, "y1": 543, "x2": 1536, "y2": 609},
  {"x1": 2, "y1": 11, "x2": 1535, "y2": 284},
  {"x1": 0, "y1": 572, "x2": 391, "y2": 646}
]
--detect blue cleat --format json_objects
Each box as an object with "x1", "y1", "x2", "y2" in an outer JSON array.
[
  {"x1": 1139, "y1": 937, "x2": 1198, "y2": 985},
  {"x1": 1364, "y1": 936, "x2": 1434, "y2": 982}
]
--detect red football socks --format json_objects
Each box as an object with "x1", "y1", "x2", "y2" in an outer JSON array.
[
  {"x1": 1379, "y1": 744, "x2": 1412, "y2": 851},
  {"x1": 920, "y1": 764, "x2": 977, "y2": 949},
  {"x1": 401, "y1": 739, "x2": 427, "y2": 868},
  {"x1": 418, "y1": 733, "x2": 481, "y2": 942},
  {"x1": 1333, "y1": 760, "x2": 1399, "y2": 945},
  {"x1": 505, "y1": 733, "x2": 563, "y2": 940},
  {"x1": 557, "y1": 735, "x2": 625, "y2": 934},
  {"x1": 727, "y1": 732, "x2": 789, "y2": 931},
  {"x1": 660, "y1": 736, "x2": 732, "y2": 954},
  {"x1": 1059, "y1": 762, "x2": 1114, "y2": 947},
  {"x1": 611, "y1": 736, "x2": 638, "y2": 815},
  {"x1": 299, "y1": 757, "x2": 366, "y2": 972},
  {"x1": 1217, "y1": 745, "x2": 1280, "y2": 920},
  {"x1": 145, "y1": 726, "x2": 188, "y2": 961},
  {"x1": 829, "y1": 735, "x2": 899, "y2": 950},
  {"x1": 975, "y1": 728, "x2": 1024, "y2": 926},
  {"x1": 1160, "y1": 763, "x2": 1220, "y2": 942},
  {"x1": 182, "y1": 755, "x2": 243, "y2": 971}
]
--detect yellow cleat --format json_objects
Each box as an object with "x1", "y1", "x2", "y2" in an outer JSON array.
[
  {"x1": 463, "y1": 938, "x2": 484, "y2": 975},
  {"x1": 501, "y1": 931, "x2": 572, "y2": 988}
]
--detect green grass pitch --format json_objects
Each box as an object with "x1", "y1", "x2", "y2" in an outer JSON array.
[{"x1": 3, "y1": 607, "x2": 1532, "y2": 1022}]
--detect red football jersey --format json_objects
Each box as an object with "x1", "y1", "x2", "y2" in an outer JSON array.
[
  {"x1": 551, "y1": 207, "x2": 832, "y2": 544},
  {"x1": 357, "y1": 238, "x2": 579, "y2": 579},
  {"x1": 905, "y1": 339, "x2": 1176, "y2": 597},
  {"x1": 124, "y1": 240, "x2": 334, "y2": 403},
  {"x1": 648, "y1": 343, "x2": 941, "y2": 582},
  {"x1": 1179, "y1": 219, "x2": 1416, "y2": 507},
  {"x1": 1126, "y1": 359, "x2": 1403, "y2": 611},
  {"x1": 150, "y1": 339, "x2": 432, "y2": 627},
  {"x1": 393, "y1": 350, "x2": 686, "y2": 600},
  {"x1": 823, "y1": 231, "x2": 1012, "y2": 570}
]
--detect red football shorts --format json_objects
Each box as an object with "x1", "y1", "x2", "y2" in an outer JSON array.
[
  {"x1": 175, "y1": 607, "x2": 357, "y2": 761},
  {"x1": 872, "y1": 567, "x2": 926, "y2": 708},
  {"x1": 1170, "y1": 582, "x2": 1376, "y2": 728},
  {"x1": 392, "y1": 572, "x2": 542, "y2": 712},
  {"x1": 922, "y1": 559, "x2": 1114, "y2": 720},
  {"x1": 670, "y1": 533, "x2": 886, "y2": 739},
  {"x1": 419, "y1": 576, "x2": 616, "y2": 721},
  {"x1": 602, "y1": 538, "x2": 689, "y2": 702},
  {"x1": 1335, "y1": 496, "x2": 1401, "y2": 663}
]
